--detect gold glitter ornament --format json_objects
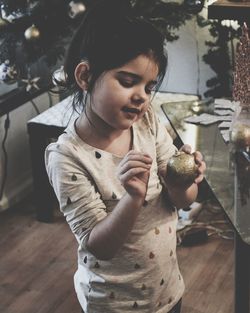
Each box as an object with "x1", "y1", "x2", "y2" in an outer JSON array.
[
  {"x1": 231, "y1": 122, "x2": 250, "y2": 151},
  {"x1": 167, "y1": 151, "x2": 198, "y2": 184},
  {"x1": 24, "y1": 24, "x2": 40, "y2": 41}
]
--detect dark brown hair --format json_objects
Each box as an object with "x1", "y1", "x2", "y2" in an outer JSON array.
[{"x1": 59, "y1": 0, "x2": 168, "y2": 111}]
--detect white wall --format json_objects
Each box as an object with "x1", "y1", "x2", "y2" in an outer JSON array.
[
  {"x1": 0, "y1": 92, "x2": 59, "y2": 211},
  {"x1": 161, "y1": 11, "x2": 216, "y2": 97}
]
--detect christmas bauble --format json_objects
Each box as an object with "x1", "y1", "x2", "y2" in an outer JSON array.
[
  {"x1": 231, "y1": 123, "x2": 250, "y2": 151},
  {"x1": 184, "y1": 0, "x2": 205, "y2": 13},
  {"x1": 1, "y1": 2, "x2": 28, "y2": 23},
  {"x1": 52, "y1": 66, "x2": 67, "y2": 86},
  {"x1": 0, "y1": 60, "x2": 17, "y2": 84},
  {"x1": 68, "y1": 1, "x2": 86, "y2": 19},
  {"x1": 167, "y1": 151, "x2": 198, "y2": 184},
  {"x1": 24, "y1": 24, "x2": 40, "y2": 41}
]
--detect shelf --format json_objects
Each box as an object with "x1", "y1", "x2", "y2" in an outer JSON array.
[
  {"x1": 208, "y1": 0, "x2": 250, "y2": 22},
  {"x1": 0, "y1": 84, "x2": 51, "y2": 117}
]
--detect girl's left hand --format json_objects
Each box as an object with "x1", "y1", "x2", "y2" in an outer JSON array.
[{"x1": 180, "y1": 144, "x2": 206, "y2": 184}]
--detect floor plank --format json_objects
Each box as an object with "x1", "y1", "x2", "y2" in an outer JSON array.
[{"x1": 0, "y1": 197, "x2": 234, "y2": 313}]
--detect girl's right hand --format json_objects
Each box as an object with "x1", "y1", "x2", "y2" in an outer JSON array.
[{"x1": 117, "y1": 150, "x2": 152, "y2": 199}]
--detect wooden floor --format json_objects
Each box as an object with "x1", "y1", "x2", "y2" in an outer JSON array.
[{"x1": 0, "y1": 197, "x2": 234, "y2": 313}]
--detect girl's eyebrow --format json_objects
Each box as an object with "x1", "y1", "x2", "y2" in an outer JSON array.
[
  {"x1": 117, "y1": 71, "x2": 157, "y2": 84},
  {"x1": 116, "y1": 71, "x2": 140, "y2": 79}
]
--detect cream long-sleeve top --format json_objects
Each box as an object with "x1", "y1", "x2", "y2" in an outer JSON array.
[{"x1": 45, "y1": 106, "x2": 185, "y2": 313}]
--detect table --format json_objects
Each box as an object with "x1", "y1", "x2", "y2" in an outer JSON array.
[
  {"x1": 27, "y1": 96, "x2": 78, "y2": 222},
  {"x1": 208, "y1": 0, "x2": 250, "y2": 23},
  {"x1": 0, "y1": 84, "x2": 51, "y2": 117},
  {"x1": 161, "y1": 101, "x2": 250, "y2": 313}
]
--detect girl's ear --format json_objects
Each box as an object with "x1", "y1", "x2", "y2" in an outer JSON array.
[{"x1": 74, "y1": 62, "x2": 90, "y2": 90}]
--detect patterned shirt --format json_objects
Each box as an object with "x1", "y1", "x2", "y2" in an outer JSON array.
[{"x1": 45, "y1": 106, "x2": 185, "y2": 313}]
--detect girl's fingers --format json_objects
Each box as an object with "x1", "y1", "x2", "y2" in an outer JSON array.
[
  {"x1": 197, "y1": 161, "x2": 206, "y2": 174},
  {"x1": 193, "y1": 151, "x2": 206, "y2": 174},
  {"x1": 118, "y1": 167, "x2": 149, "y2": 183},
  {"x1": 179, "y1": 144, "x2": 192, "y2": 154},
  {"x1": 192, "y1": 151, "x2": 206, "y2": 183},
  {"x1": 193, "y1": 151, "x2": 203, "y2": 164},
  {"x1": 118, "y1": 151, "x2": 152, "y2": 168},
  {"x1": 119, "y1": 160, "x2": 151, "y2": 175},
  {"x1": 195, "y1": 174, "x2": 204, "y2": 184},
  {"x1": 117, "y1": 151, "x2": 153, "y2": 187}
]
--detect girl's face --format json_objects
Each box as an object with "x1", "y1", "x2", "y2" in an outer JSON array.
[{"x1": 88, "y1": 54, "x2": 159, "y2": 131}]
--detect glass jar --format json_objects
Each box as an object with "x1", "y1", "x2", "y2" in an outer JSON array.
[{"x1": 230, "y1": 105, "x2": 250, "y2": 154}]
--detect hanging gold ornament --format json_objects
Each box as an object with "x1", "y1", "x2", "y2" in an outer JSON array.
[
  {"x1": 231, "y1": 122, "x2": 250, "y2": 151},
  {"x1": 167, "y1": 151, "x2": 198, "y2": 184},
  {"x1": 24, "y1": 24, "x2": 40, "y2": 41}
]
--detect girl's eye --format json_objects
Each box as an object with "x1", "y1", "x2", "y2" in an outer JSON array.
[
  {"x1": 119, "y1": 80, "x2": 134, "y2": 88},
  {"x1": 119, "y1": 78, "x2": 156, "y2": 94}
]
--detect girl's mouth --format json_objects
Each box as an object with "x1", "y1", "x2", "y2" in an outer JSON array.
[{"x1": 122, "y1": 107, "x2": 141, "y2": 114}]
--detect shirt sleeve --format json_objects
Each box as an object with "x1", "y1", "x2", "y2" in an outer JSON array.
[{"x1": 45, "y1": 145, "x2": 107, "y2": 249}]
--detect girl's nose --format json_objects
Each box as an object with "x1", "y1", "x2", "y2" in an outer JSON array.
[{"x1": 131, "y1": 89, "x2": 147, "y2": 105}]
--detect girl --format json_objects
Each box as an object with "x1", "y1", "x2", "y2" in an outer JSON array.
[{"x1": 45, "y1": 1, "x2": 206, "y2": 312}]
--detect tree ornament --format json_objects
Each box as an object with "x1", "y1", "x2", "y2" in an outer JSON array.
[
  {"x1": 183, "y1": 0, "x2": 205, "y2": 14},
  {"x1": 0, "y1": 0, "x2": 28, "y2": 23},
  {"x1": 21, "y1": 76, "x2": 40, "y2": 92},
  {"x1": 24, "y1": 24, "x2": 40, "y2": 41},
  {"x1": 167, "y1": 151, "x2": 198, "y2": 184},
  {"x1": 52, "y1": 66, "x2": 67, "y2": 86},
  {"x1": 0, "y1": 59, "x2": 17, "y2": 84},
  {"x1": 28, "y1": 0, "x2": 41, "y2": 13},
  {"x1": 0, "y1": 60, "x2": 10, "y2": 82},
  {"x1": 68, "y1": 1, "x2": 86, "y2": 19},
  {"x1": 231, "y1": 122, "x2": 250, "y2": 151}
]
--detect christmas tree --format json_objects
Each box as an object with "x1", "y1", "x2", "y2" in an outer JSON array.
[
  {"x1": 0, "y1": 0, "x2": 86, "y2": 92},
  {"x1": 0, "y1": 0, "x2": 204, "y2": 94}
]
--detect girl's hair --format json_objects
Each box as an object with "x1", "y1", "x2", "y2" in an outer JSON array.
[{"x1": 60, "y1": 0, "x2": 168, "y2": 111}]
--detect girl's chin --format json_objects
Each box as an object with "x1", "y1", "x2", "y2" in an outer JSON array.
[
  {"x1": 107, "y1": 116, "x2": 139, "y2": 130},
  {"x1": 118, "y1": 123, "x2": 134, "y2": 130}
]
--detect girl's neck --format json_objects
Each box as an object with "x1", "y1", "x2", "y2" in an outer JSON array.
[{"x1": 75, "y1": 111, "x2": 133, "y2": 156}]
